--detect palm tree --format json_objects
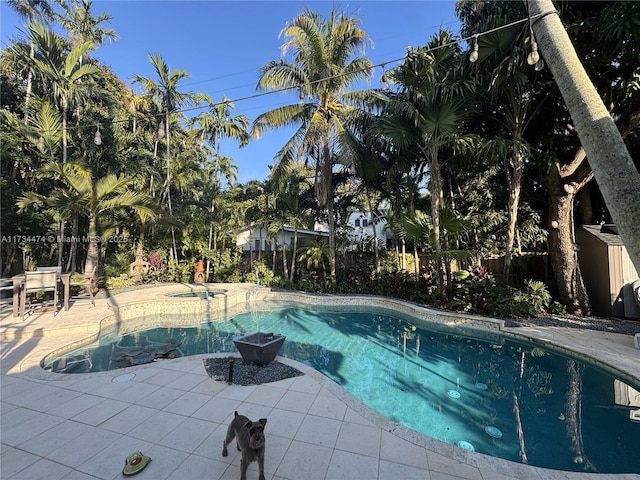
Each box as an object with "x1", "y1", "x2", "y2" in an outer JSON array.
[
  {"x1": 58, "y1": 0, "x2": 118, "y2": 64},
  {"x1": 26, "y1": 21, "x2": 103, "y2": 164},
  {"x1": 6, "y1": 0, "x2": 57, "y2": 119},
  {"x1": 192, "y1": 96, "x2": 249, "y2": 278},
  {"x1": 132, "y1": 53, "x2": 196, "y2": 262},
  {"x1": 252, "y1": 8, "x2": 374, "y2": 282},
  {"x1": 384, "y1": 34, "x2": 478, "y2": 295},
  {"x1": 16, "y1": 161, "x2": 159, "y2": 279}
]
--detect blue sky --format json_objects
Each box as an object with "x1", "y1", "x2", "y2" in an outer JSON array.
[{"x1": 1, "y1": 1, "x2": 461, "y2": 183}]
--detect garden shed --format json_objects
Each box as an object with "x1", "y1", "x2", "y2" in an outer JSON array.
[{"x1": 576, "y1": 224, "x2": 640, "y2": 318}]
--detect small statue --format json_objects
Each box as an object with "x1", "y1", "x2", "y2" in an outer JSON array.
[{"x1": 194, "y1": 259, "x2": 205, "y2": 283}]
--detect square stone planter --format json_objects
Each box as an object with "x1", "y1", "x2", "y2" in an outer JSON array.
[{"x1": 233, "y1": 332, "x2": 286, "y2": 367}]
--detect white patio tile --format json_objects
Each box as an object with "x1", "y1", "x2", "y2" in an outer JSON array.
[
  {"x1": 162, "y1": 391, "x2": 211, "y2": 416},
  {"x1": 427, "y1": 451, "x2": 483, "y2": 480},
  {"x1": 17, "y1": 419, "x2": 93, "y2": 456},
  {"x1": 46, "y1": 393, "x2": 104, "y2": 419},
  {"x1": 245, "y1": 385, "x2": 286, "y2": 407},
  {"x1": 288, "y1": 375, "x2": 322, "y2": 395},
  {"x1": 218, "y1": 384, "x2": 258, "y2": 401},
  {"x1": 127, "y1": 410, "x2": 185, "y2": 443},
  {"x1": 165, "y1": 372, "x2": 208, "y2": 391},
  {"x1": 9, "y1": 457, "x2": 72, "y2": 480},
  {"x1": 379, "y1": 459, "x2": 432, "y2": 480},
  {"x1": 71, "y1": 398, "x2": 130, "y2": 426},
  {"x1": 158, "y1": 416, "x2": 216, "y2": 453},
  {"x1": 46, "y1": 428, "x2": 121, "y2": 469},
  {"x1": 275, "y1": 389, "x2": 316, "y2": 413},
  {"x1": 261, "y1": 408, "x2": 305, "y2": 439},
  {"x1": 325, "y1": 449, "x2": 379, "y2": 480},
  {"x1": 274, "y1": 440, "x2": 332, "y2": 480},
  {"x1": 0, "y1": 445, "x2": 40, "y2": 478},
  {"x1": 307, "y1": 390, "x2": 347, "y2": 421},
  {"x1": 1, "y1": 411, "x2": 64, "y2": 447},
  {"x1": 294, "y1": 414, "x2": 341, "y2": 448},
  {"x1": 142, "y1": 443, "x2": 190, "y2": 480},
  {"x1": 334, "y1": 421, "x2": 381, "y2": 457},
  {"x1": 99, "y1": 404, "x2": 157, "y2": 434},
  {"x1": 134, "y1": 386, "x2": 184, "y2": 410},
  {"x1": 380, "y1": 430, "x2": 429, "y2": 469},
  {"x1": 166, "y1": 454, "x2": 230, "y2": 480},
  {"x1": 191, "y1": 396, "x2": 241, "y2": 423},
  {"x1": 116, "y1": 381, "x2": 162, "y2": 403}
]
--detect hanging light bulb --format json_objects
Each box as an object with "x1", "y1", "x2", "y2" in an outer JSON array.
[
  {"x1": 380, "y1": 63, "x2": 390, "y2": 90},
  {"x1": 94, "y1": 124, "x2": 102, "y2": 146},
  {"x1": 534, "y1": 58, "x2": 545, "y2": 71},
  {"x1": 527, "y1": 39, "x2": 540, "y2": 66},
  {"x1": 469, "y1": 35, "x2": 479, "y2": 63},
  {"x1": 158, "y1": 121, "x2": 165, "y2": 138},
  {"x1": 298, "y1": 86, "x2": 305, "y2": 106},
  {"x1": 37, "y1": 136, "x2": 45, "y2": 151},
  {"x1": 381, "y1": 72, "x2": 390, "y2": 90}
]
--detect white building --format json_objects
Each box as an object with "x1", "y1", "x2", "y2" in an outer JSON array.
[{"x1": 235, "y1": 225, "x2": 329, "y2": 252}]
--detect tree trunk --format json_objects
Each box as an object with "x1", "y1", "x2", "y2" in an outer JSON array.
[
  {"x1": 84, "y1": 214, "x2": 99, "y2": 279},
  {"x1": 429, "y1": 148, "x2": 445, "y2": 295},
  {"x1": 290, "y1": 228, "x2": 298, "y2": 282},
  {"x1": 530, "y1": 0, "x2": 640, "y2": 275},
  {"x1": 542, "y1": 153, "x2": 592, "y2": 314},
  {"x1": 503, "y1": 149, "x2": 524, "y2": 281}
]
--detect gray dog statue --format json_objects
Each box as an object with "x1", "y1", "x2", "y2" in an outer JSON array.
[{"x1": 222, "y1": 411, "x2": 267, "y2": 480}]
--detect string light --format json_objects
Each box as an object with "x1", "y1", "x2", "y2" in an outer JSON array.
[
  {"x1": 298, "y1": 86, "x2": 305, "y2": 105},
  {"x1": 93, "y1": 124, "x2": 102, "y2": 145},
  {"x1": 29, "y1": 10, "x2": 559, "y2": 139},
  {"x1": 527, "y1": 0, "x2": 541, "y2": 67},
  {"x1": 469, "y1": 35, "x2": 479, "y2": 63},
  {"x1": 380, "y1": 63, "x2": 390, "y2": 90}
]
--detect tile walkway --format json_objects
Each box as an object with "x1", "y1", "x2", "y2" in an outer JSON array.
[{"x1": 1, "y1": 284, "x2": 640, "y2": 480}]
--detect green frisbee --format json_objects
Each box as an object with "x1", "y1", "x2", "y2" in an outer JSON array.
[{"x1": 122, "y1": 451, "x2": 151, "y2": 476}]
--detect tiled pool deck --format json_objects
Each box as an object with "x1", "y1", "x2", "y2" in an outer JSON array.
[{"x1": 1, "y1": 283, "x2": 639, "y2": 480}]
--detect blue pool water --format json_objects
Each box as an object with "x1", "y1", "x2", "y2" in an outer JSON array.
[{"x1": 43, "y1": 304, "x2": 640, "y2": 474}]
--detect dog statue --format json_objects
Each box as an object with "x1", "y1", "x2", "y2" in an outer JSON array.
[{"x1": 222, "y1": 411, "x2": 267, "y2": 480}]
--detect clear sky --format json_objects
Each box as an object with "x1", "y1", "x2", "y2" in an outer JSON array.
[{"x1": 1, "y1": 0, "x2": 461, "y2": 183}]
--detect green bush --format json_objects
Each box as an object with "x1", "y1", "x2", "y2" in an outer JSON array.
[{"x1": 106, "y1": 273, "x2": 137, "y2": 290}]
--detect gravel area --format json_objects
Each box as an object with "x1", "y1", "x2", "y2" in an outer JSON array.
[{"x1": 203, "y1": 357, "x2": 303, "y2": 385}]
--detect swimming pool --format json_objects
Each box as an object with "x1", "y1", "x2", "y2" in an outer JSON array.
[{"x1": 42, "y1": 302, "x2": 640, "y2": 474}]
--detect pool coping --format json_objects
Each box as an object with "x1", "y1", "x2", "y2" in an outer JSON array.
[{"x1": 2, "y1": 282, "x2": 640, "y2": 479}]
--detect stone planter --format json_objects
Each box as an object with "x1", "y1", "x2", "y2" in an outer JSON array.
[{"x1": 233, "y1": 332, "x2": 286, "y2": 367}]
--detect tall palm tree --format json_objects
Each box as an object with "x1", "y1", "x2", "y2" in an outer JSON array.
[
  {"x1": 16, "y1": 161, "x2": 159, "y2": 279},
  {"x1": 6, "y1": 0, "x2": 57, "y2": 119},
  {"x1": 384, "y1": 33, "x2": 478, "y2": 295},
  {"x1": 26, "y1": 21, "x2": 103, "y2": 164},
  {"x1": 58, "y1": 0, "x2": 118, "y2": 64},
  {"x1": 191, "y1": 97, "x2": 249, "y2": 279},
  {"x1": 252, "y1": 8, "x2": 374, "y2": 282},
  {"x1": 132, "y1": 53, "x2": 196, "y2": 261}
]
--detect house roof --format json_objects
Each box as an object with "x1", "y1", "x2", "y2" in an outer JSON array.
[
  {"x1": 236, "y1": 225, "x2": 329, "y2": 237},
  {"x1": 579, "y1": 224, "x2": 626, "y2": 246}
]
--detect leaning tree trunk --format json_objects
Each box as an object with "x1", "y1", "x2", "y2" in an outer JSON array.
[
  {"x1": 542, "y1": 153, "x2": 592, "y2": 314},
  {"x1": 530, "y1": 0, "x2": 640, "y2": 275}
]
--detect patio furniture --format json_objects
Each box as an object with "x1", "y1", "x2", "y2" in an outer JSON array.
[
  {"x1": 21, "y1": 270, "x2": 59, "y2": 318},
  {"x1": 12, "y1": 270, "x2": 72, "y2": 317}
]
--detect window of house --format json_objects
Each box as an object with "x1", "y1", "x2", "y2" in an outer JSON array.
[
  {"x1": 362, "y1": 219, "x2": 368, "y2": 227},
  {"x1": 355, "y1": 219, "x2": 361, "y2": 227},
  {"x1": 254, "y1": 239, "x2": 260, "y2": 250}
]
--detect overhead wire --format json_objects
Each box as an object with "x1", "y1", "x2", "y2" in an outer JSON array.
[{"x1": 25, "y1": 11, "x2": 555, "y2": 137}]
